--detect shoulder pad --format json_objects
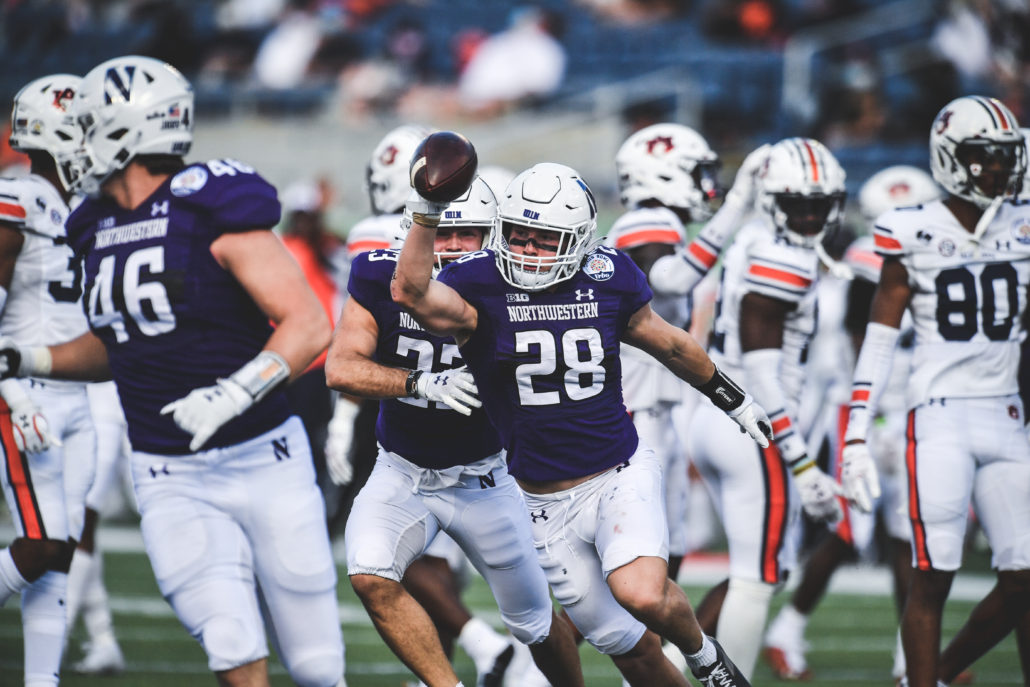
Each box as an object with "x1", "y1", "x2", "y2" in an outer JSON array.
[
  {"x1": 170, "y1": 159, "x2": 280, "y2": 232},
  {"x1": 871, "y1": 205, "x2": 925, "y2": 258},
  {"x1": 744, "y1": 236, "x2": 818, "y2": 303},
  {"x1": 606, "y1": 207, "x2": 686, "y2": 250},
  {"x1": 0, "y1": 175, "x2": 68, "y2": 237}
]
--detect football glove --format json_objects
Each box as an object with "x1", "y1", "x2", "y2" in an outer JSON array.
[
  {"x1": 794, "y1": 465, "x2": 843, "y2": 524},
  {"x1": 724, "y1": 143, "x2": 772, "y2": 209},
  {"x1": 0, "y1": 379, "x2": 61, "y2": 454},
  {"x1": 841, "y1": 442, "x2": 882, "y2": 513},
  {"x1": 160, "y1": 378, "x2": 252, "y2": 452},
  {"x1": 405, "y1": 190, "x2": 448, "y2": 229},
  {"x1": 414, "y1": 366, "x2": 481, "y2": 416},
  {"x1": 325, "y1": 397, "x2": 360, "y2": 486},
  {"x1": 0, "y1": 336, "x2": 51, "y2": 379},
  {"x1": 727, "y1": 393, "x2": 773, "y2": 449}
]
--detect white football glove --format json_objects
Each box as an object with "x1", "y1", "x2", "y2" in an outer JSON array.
[
  {"x1": 841, "y1": 442, "x2": 882, "y2": 513},
  {"x1": 415, "y1": 367, "x2": 481, "y2": 416},
  {"x1": 0, "y1": 378, "x2": 61, "y2": 454},
  {"x1": 726, "y1": 393, "x2": 772, "y2": 449},
  {"x1": 405, "y1": 190, "x2": 448, "y2": 229},
  {"x1": 325, "y1": 397, "x2": 360, "y2": 486},
  {"x1": 794, "y1": 466, "x2": 843, "y2": 524},
  {"x1": 724, "y1": 143, "x2": 772, "y2": 209},
  {"x1": 160, "y1": 379, "x2": 253, "y2": 452}
]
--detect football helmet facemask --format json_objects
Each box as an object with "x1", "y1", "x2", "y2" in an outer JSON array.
[
  {"x1": 399, "y1": 176, "x2": 497, "y2": 274},
  {"x1": 929, "y1": 96, "x2": 1026, "y2": 208},
  {"x1": 9, "y1": 74, "x2": 84, "y2": 191},
  {"x1": 615, "y1": 123, "x2": 720, "y2": 221},
  {"x1": 759, "y1": 137, "x2": 846, "y2": 249},
  {"x1": 492, "y1": 163, "x2": 597, "y2": 291},
  {"x1": 70, "y1": 55, "x2": 193, "y2": 196},
  {"x1": 367, "y1": 124, "x2": 434, "y2": 215}
]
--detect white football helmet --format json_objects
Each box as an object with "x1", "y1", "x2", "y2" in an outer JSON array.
[
  {"x1": 858, "y1": 165, "x2": 941, "y2": 222},
  {"x1": 9, "y1": 74, "x2": 84, "y2": 190},
  {"x1": 492, "y1": 163, "x2": 597, "y2": 291},
  {"x1": 399, "y1": 176, "x2": 498, "y2": 273},
  {"x1": 759, "y1": 137, "x2": 846, "y2": 248},
  {"x1": 366, "y1": 124, "x2": 434, "y2": 215},
  {"x1": 615, "y1": 122, "x2": 720, "y2": 220},
  {"x1": 71, "y1": 55, "x2": 193, "y2": 196},
  {"x1": 929, "y1": 95, "x2": 1026, "y2": 208}
]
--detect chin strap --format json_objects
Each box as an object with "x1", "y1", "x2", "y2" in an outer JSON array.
[
  {"x1": 969, "y1": 195, "x2": 1005, "y2": 245},
  {"x1": 815, "y1": 241, "x2": 853, "y2": 280}
]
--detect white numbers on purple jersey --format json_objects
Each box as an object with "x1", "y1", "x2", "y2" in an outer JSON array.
[
  {"x1": 206, "y1": 158, "x2": 255, "y2": 176},
  {"x1": 87, "y1": 247, "x2": 176, "y2": 343},
  {"x1": 514, "y1": 327, "x2": 606, "y2": 406}
]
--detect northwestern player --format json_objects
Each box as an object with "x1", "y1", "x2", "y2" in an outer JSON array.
[
  {"x1": 395, "y1": 160, "x2": 772, "y2": 687},
  {"x1": 0, "y1": 56, "x2": 345, "y2": 687},
  {"x1": 0, "y1": 72, "x2": 93, "y2": 687},
  {"x1": 327, "y1": 176, "x2": 583, "y2": 687},
  {"x1": 687, "y1": 138, "x2": 848, "y2": 680},
  {"x1": 841, "y1": 96, "x2": 1030, "y2": 687}
]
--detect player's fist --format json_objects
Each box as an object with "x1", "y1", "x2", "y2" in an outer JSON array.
[
  {"x1": 794, "y1": 465, "x2": 843, "y2": 524},
  {"x1": 410, "y1": 131, "x2": 478, "y2": 203}
]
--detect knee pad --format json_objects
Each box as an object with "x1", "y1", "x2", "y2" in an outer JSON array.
[
  {"x1": 286, "y1": 649, "x2": 345, "y2": 687},
  {"x1": 585, "y1": 616, "x2": 648, "y2": 656},
  {"x1": 201, "y1": 615, "x2": 266, "y2": 672},
  {"x1": 502, "y1": 605, "x2": 552, "y2": 646}
]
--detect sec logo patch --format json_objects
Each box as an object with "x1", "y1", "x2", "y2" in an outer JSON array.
[{"x1": 583, "y1": 252, "x2": 614, "y2": 281}]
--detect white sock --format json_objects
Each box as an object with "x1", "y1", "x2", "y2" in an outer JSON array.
[
  {"x1": 22, "y1": 570, "x2": 67, "y2": 687},
  {"x1": 457, "y1": 616, "x2": 510, "y2": 672},
  {"x1": 81, "y1": 549, "x2": 116, "y2": 642},
  {"x1": 0, "y1": 547, "x2": 29, "y2": 607},
  {"x1": 715, "y1": 578, "x2": 776, "y2": 681},
  {"x1": 65, "y1": 548, "x2": 93, "y2": 635},
  {"x1": 892, "y1": 627, "x2": 906, "y2": 679},
  {"x1": 767, "y1": 602, "x2": 808, "y2": 645},
  {"x1": 684, "y1": 634, "x2": 718, "y2": 672}
]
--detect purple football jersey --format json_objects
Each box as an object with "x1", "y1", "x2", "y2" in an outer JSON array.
[
  {"x1": 436, "y1": 246, "x2": 650, "y2": 481},
  {"x1": 66, "y1": 159, "x2": 289, "y2": 454},
  {"x1": 348, "y1": 248, "x2": 502, "y2": 468}
]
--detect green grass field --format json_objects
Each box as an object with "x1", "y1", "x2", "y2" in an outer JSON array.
[{"x1": 0, "y1": 541, "x2": 1023, "y2": 687}]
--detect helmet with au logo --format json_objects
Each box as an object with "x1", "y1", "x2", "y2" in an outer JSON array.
[
  {"x1": 366, "y1": 124, "x2": 434, "y2": 215},
  {"x1": 929, "y1": 96, "x2": 1026, "y2": 208},
  {"x1": 615, "y1": 122, "x2": 720, "y2": 220},
  {"x1": 858, "y1": 165, "x2": 940, "y2": 222},
  {"x1": 758, "y1": 137, "x2": 847, "y2": 249},
  {"x1": 71, "y1": 55, "x2": 193, "y2": 196},
  {"x1": 9, "y1": 74, "x2": 84, "y2": 190},
  {"x1": 492, "y1": 163, "x2": 597, "y2": 291}
]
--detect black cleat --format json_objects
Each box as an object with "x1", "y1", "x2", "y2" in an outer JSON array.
[
  {"x1": 691, "y1": 637, "x2": 751, "y2": 687},
  {"x1": 478, "y1": 643, "x2": 515, "y2": 687}
]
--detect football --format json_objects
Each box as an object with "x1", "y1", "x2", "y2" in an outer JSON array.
[{"x1": 409, "y1": 131, "x2": 478, "y2": 203}]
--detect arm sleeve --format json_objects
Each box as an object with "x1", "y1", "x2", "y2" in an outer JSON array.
[
  {"x1": 742, "y1": 347, "x2": 811, "y2": 471},
  {"x1": 843, "y1": 322, "x2": 900, "y2": 443}
]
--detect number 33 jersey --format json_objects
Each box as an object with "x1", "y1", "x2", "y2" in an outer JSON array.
[
  {"x1": 874, "y1": 198, "x2": 1030, "y2": 407},
  {"x1": 0, "y1": 174, "x2": 88, "y2": 348},
  {"x1": 65, "y1": 159, "x2": 290, "y2": 455}
]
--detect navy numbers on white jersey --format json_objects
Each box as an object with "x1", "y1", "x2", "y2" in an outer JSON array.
[
  {"x1": 87, "y1": 246, "x2": 176, "y2": 343},
  {"x1": 47, "y1": 254, "x2": 83, "y2": 304},
  {"x1": 514, "y1": 327, "x2": 606, "y2": 405},
  {"x1": 935, "y1": 263, "x2": 1018, "y2": 342}
]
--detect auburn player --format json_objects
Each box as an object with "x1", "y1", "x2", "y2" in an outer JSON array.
[
  {"x1": 841, "y1": 96, "x2": 1030, "y2": 687},
  {"x1": 0, "y1": 56, "x2": 344, "y2": 687},
  {"x1": 0, "y1": 72, "x2": 93, "y2": 687},
  {"x1": 396, "y1": 160, "x2": 773, "y2": 687},
  {"x1": 687, "y1": 137, "x2": 847, "y2": 679}
]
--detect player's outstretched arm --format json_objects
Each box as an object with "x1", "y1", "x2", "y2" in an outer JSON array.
[
  {"x1": 623, "y1": 302, "x2": 772, "y2": 447},
  {"x1": 841, "y1": 258, "x2": 911, "y2": 512},
  {"x1": 0, "y1": 331, "x2": 111, "y2": 382},
  {"x1": 391, "y1": 196, "x2": 477, "y2": 343}
]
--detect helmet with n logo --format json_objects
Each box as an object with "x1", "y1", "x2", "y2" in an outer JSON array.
[
  {"x1": 9, "y1": 74, "x2": 84, "y2": 190},
  {"x1": 929, "y1": 96, "x2": 1026, "y2": 208},
  {"x1": 71, "y1": 55, "x2": 193, "y2": 195},
  {"x1": 758, "y1": 137, "x2": 846, "y2": 248}
]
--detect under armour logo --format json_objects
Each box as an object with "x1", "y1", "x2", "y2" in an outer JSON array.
[
  {"x1": 530, "y1": 509, "x2": 548, "y2": 523},
  {"x1": 615, "y1": 460, "x2": 630, "y2": 473},
  {"x1": 149, "y1": 464, "x2": 170, "y2": 478},
  {"x1": 996, "y1": 240, "x2": 1012, "y2": 251},
  {"x1": 434, "y1": 374, "x2": 446, "y2": 385},
  {"x1": 152, "y1": 200, "x2": 169, "y2": 216},
  {"x1": 575, "y1": 289, "x2": 594, "y2": 301}
]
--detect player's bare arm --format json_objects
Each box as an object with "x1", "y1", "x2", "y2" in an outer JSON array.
[
  {"x1": 391, "y1": 218, "x2": 478, "y2": 344},
  {"x1": 622, "y1": 302, "x2": 715, "y2": 385},
  {"x1": 326, "y1": 295, "x2": 408, "y2": 398},
  {"x1": 868, "y1": 257, "x2": 912, "y2": 328},
  {"x1": 211, "y1": 229, "x2": 330, "y2": 378}
]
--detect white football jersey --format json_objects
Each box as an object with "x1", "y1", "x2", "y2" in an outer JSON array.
[
  {"x1": 346, "y1": 213, "x2": 403, "y2": 257},
  {"x1": 873, "y1": 198, "x2": 1030, "y2": 406},
  {"x1": 0, "y1": 174, "x2": 89, "y2": 347},
  {"x1": 606, "y1": 206, "x2": 690, "y2": 409},
  {"x1": 710, "y1": 220, "x2": 819, "y2": 415}
]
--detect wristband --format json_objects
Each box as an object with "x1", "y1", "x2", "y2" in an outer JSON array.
[
  {"x1": 406, "y1": 369, "x2": 423, "y2": 398},
  {"x1": 227, "y1": 350, "x2": 290, "y2": 402},
  {"x1": 693, "y1": 366, "x2": 745, "y2": 412}
]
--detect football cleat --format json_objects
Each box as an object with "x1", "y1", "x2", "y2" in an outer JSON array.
[
  {"x1": 762, "y1": 646, "x2": 812, "y2": 682},
  {"x1": 72, "y1": 635, "x2": 125, "y2": 675},
  {"x1": 478, "y1": 642, "x2": 515, "y2": 687},
  {"x1": 692, "y1": 637, "x2": 752, "y2": 687}
]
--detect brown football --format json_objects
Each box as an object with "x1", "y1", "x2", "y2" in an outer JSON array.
[{"x1": 409, "y1": 131, "x2": 478, "y2": 203}]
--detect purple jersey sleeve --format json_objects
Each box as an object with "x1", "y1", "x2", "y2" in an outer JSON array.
[
  {"x1": 170, "y1": 160, "x2": 280, "y2": 232},
  {"x1": 348, "y1": 249, "x2": 502, "y2": 468},
  {"x1": 438, "y1": 247, "x2": 651, "y2": 482}
]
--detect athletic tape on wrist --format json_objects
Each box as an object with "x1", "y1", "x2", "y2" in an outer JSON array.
[
  {"x1": 694, "y1": 366, "x2": 746, "y2": 412},
  {"x1": 228, "y1": 351, "x2": 290, "y2": 402}
]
